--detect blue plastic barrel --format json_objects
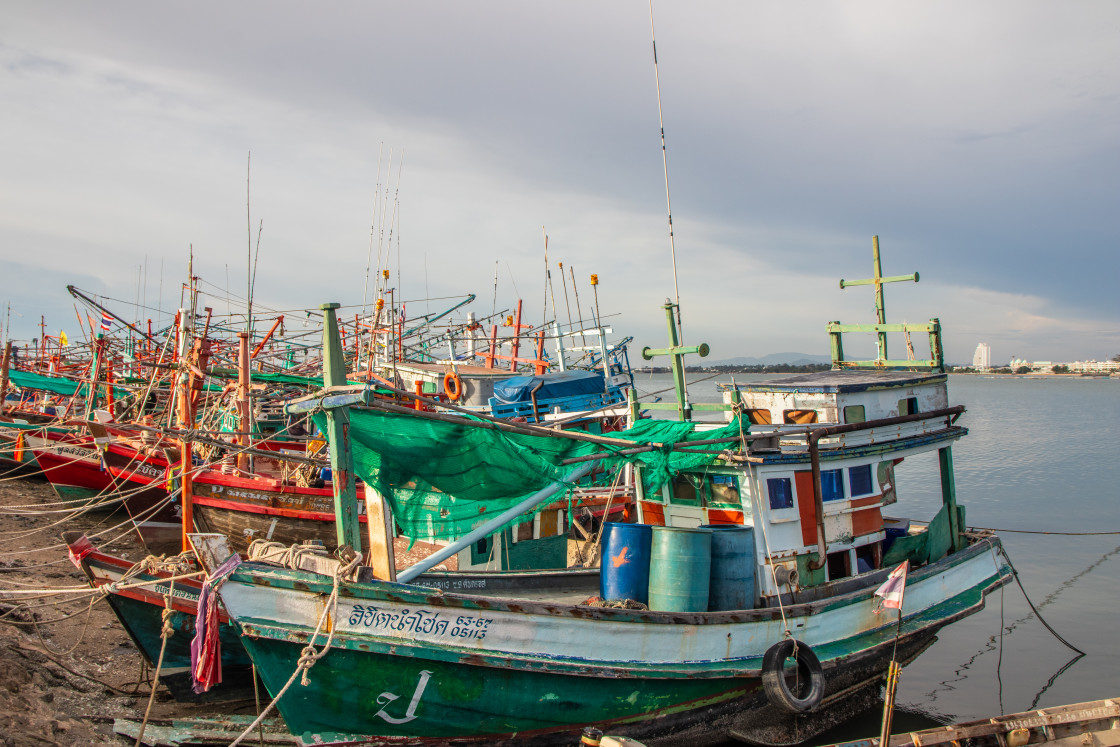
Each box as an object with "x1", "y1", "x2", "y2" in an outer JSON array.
[
  {"x1": 599, "y1": 523, "x2": 653, "y2": 603},
  {"x1": 648, "y1": 526, "x2": 712, "y2": 612},
  {"x1": 702, "y1": 525, "x2": 756, "y2": 611}
]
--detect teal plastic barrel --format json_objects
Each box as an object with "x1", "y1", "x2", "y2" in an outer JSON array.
[
  {"x1": 648, "y1": 526, "x2": 712, "y2": 612},
  {"x1": 702, "y1": 525, "x2": 756, "y2": 611},
  {"x1": 599, "y1": 523, "x2": 653, "y2": 603}
]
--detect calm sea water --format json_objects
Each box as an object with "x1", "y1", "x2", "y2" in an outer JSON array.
[{"x1": 631, "y1": 371, "x2": 1120, "y2": 742}]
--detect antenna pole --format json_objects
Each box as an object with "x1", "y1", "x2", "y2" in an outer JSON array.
[{"x1": 649, "y1": 0, "x2": 683, "y2": 343}]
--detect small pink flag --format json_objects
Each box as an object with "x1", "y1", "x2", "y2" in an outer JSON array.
[{"x1": 874, "y1": 561, "x2": 909, "y2": 611}]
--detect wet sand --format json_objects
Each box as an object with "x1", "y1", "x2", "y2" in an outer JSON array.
[{"x1": 0, "y1": 473, "x2": 273, "y2": 746}]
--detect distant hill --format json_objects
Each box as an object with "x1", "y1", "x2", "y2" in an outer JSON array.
[{"x1": 710, "y1": 352, "x2": 831, "y2": 367}]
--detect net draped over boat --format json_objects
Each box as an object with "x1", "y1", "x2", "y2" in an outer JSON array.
[{"x1": 312, "y1": 409, "x2": 746, "y2": 541}]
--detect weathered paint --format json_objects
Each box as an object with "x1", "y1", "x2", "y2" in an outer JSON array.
[{"x1": 216, "y1": 538, "x2": 1010, "y2": 743}]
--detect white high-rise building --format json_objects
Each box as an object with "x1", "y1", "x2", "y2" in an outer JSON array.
[{"x1": 972, "y1": 343, "x2": 991, "y2": 370}]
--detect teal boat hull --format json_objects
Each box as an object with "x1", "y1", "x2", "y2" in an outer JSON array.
[{"x1": 221, "y1": 539, "x2": 1011, "y2": 744}]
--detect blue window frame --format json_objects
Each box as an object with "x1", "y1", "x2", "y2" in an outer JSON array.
[
  {"x1": 767, "y1": 478, "x2": 794, "y2": 510},
  {"x1": 849, "y1": 464, "x2": 873, "y2": 497},
  {"x1": 821, "y1": 469, "x2": 845, "y2": 502}
]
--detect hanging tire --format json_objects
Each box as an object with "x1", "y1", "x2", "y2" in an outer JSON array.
[{"x1": 761, "y1": 639, "x2": 825, "y2": 714}]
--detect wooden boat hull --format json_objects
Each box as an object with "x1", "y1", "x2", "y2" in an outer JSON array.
[
  {"x1": 28, "y1": 430, "x2": 123, "y2": 505},
  {"x1": 0, "y1": 419, "x2": 47, "y2": 471},
  {"x1": 825, "y1": 698, "x2": 1120, "y2": 747},
  {"x1": 62, "y1": 533, "x2": 255, "y2": 701},
  {"x1": 189, "y1": 474, "x2": 366, "y2": 555},
  {"x1": 217, "y1": 538, "x2": 1012, "y2": 745}
]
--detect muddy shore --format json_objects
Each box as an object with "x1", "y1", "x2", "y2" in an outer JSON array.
[{"x1": 0, "y1": 473, "x2": 279, "y2": 746}]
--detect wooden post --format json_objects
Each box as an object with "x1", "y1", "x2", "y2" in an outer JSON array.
[
  {"x1": 364, "y1": 486, "x2": 397, "y2": 582},
  {"x1": 237, "y1": 333, "x2": 251, "y2": 473},
  {"x1": 828, "y1": 321, "x2": 844, "y2": 366},
  {"x1": 321, "y1": 303, "x2": 363, "y2": 552},
  {"x1": 938, "y1": 445, "x2": 963, "y2": 552},
  {"x1": 484, "y1": 324, "x2": 499, "y2": 369},
  {"x1": 534, "y1": 331, "x2": 547, "y2": 375},
  {"x1": 928, "y1": 318, "x2": 945, "y2": 373},
  {"x1": 177, "y1": 359, "x2": 194, "y2": 553},
  {"x1": 0, "y1": 342, "x2": 11, "y2": 414},
  {"x1": 508, "y1": 299, "x2": 523, "y2": 372},
  {"x1": 838, "y1": 236, "x2": 919, "y2": 364},
  {"x1": 83, "y1": 335, "x2": 105, "y2": 421}
]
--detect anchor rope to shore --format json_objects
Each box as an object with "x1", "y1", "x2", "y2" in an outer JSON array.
[
  {"x1": 0, "y1": 488, "x2": 179, "y2": 558},
  {"x1": 997, "y1": 545, "x2": 1084, "y2": 655},
  {"x1": 973, "y1": 526, "x2": 1120, "y2": 536},
  {"x1": 134, "y1": 577, "x2": 176, "y2": 747},
  {"x1": 227, "y1": 549, "x2": 362, "y2": 747},
  {"x1": 0, "y1": 478, "x2": 169, "y2": 539},
  {"x1": 0, "y1": 431, "x2": 257, "y2": 560},
  {"x1": 0, "y1": 568, "x2": 205, "y2": 599}
]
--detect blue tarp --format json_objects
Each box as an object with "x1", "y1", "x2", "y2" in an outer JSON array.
[{"x1": 491, "y1": 370, "x2": 607, "y2": 404}]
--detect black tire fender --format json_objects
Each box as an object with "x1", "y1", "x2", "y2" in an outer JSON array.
[{"x1": 761, "y1": 638, "x2": 825, "y2": 714}]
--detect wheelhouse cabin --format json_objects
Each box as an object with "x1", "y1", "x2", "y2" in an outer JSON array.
[{"x1": 636, "y1": 369, "x2": 965, "y2": 604}]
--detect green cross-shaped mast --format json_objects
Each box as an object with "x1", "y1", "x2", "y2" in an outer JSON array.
[
  {"x1": 637, "y1": 301, "x2": 710, "y2": 422},
  {"x1": 829, "y1": 236, "x2": 944, "y2": 372}
]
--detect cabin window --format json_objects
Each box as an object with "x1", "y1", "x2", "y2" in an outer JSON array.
[
  {"x1": 827, "y1": 551, "x2": 851, "y2": 580},
  {"x1": 767, "y1": 478, "x2": 794, "y2": 510},
  {"x1": 843, "y1": 405, "x2": 866, "y2": 423},
  {"x1": 708, "y1": 475, "x2": 740, "y2": 505},
  {"x1": 849, "y1": 464, "x2": 874, "y2": 497},
  {"x1": 471, "y1": 536, "x2": 493, "y2": 565},
  {"x1": 855, "y1": 543, "x2": 879, "y2": 574},
  {"x1": 670, "y1": 474, "x2": 703, "y2": 505},
  {"x1": 898, "y1": 397, "x2": 919, "y2": 416},
  {"x1": 783, "y1": 409, "x2": 818, "y2": 424},
  {"x1": 744, "y1": 408, "x2": 772, "y2": 425},
  {"x1": 821, "y1": 469, "x2": 845, "y2": 502}
]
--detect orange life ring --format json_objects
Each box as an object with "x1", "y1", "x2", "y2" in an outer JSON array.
[{"x1": 443, "y1": 371, "x2": 463, "y2": 401}]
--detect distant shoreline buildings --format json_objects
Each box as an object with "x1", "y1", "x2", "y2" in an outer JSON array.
[
  {"x1": 959, "y1": 342, "x2": 1119, "y2": 374},
  {"x1": 972, "y1": 343, "x2": 991, "y2": 370}
]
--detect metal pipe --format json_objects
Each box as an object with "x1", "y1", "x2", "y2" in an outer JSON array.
[
  {"x1": 396, "y1": 461, "x2": 597, "y2": 583},
  {"x1": 806, "y1": 405, "x2": 965, "y2": 571}
]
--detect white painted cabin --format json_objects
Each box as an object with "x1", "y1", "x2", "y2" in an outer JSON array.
[{"x1": 636, "y1": 369, "x2": 965, "y2": 604}]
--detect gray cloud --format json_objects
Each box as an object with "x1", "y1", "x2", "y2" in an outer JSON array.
[{"x1": 2, "y1": 1, "x2": 1118, "y2": 365}]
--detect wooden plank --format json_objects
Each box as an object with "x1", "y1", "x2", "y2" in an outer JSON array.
[
  {"x1": 187, "y1": 533, "x2": 233, "y2": 574},
  {"x1": 364, "y1": 487, "x2": 397, "y2": 582}
]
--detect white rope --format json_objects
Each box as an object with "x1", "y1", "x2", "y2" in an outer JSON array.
[
  {"x1": 227, "y1": 551, "x2": 361, "y2": 747},
  {"x1": 0, "y1": 570, "x2": 205, "y2": 600}
]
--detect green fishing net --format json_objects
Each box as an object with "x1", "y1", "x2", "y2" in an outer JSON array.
[{"x1": 312, "y1": 408, "x2": 746, "y2": 541}]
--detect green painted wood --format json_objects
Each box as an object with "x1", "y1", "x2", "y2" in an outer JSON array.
[
  {"x1": 828, "y1": 323, "x2": 937, "y2": 334},
  {"x1": 241, "y1": 635, "x2": 753, "y2": 743},
  {"x1": 939, "y1": 445, "x2": 964, "y2": 552},
  {"x1": 320, "y1": 302, "x2": 362, "y2": 552},
  {"x1": 226, "y1": 556, "x2": 1011, "y2": 743},
  {"x1": 639, "y1": 301, "x2": 709, "y2": 421}
]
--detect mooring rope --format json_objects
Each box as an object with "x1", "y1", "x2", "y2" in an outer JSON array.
[{"x1": 227, "y1": 550, "x2": 362, "y2": 747}]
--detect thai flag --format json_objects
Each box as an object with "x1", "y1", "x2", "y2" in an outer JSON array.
[
  {"x1": 874, "y1": 561, "x2": 909, "y2": 611},
  {"x1": 99, "y1": 312, "x2": 113, "y2": 333}
]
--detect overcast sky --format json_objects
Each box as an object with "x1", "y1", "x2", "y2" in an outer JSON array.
[{"x1": 2, "y1": 1, "x2": 1118, "y2": 365}]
